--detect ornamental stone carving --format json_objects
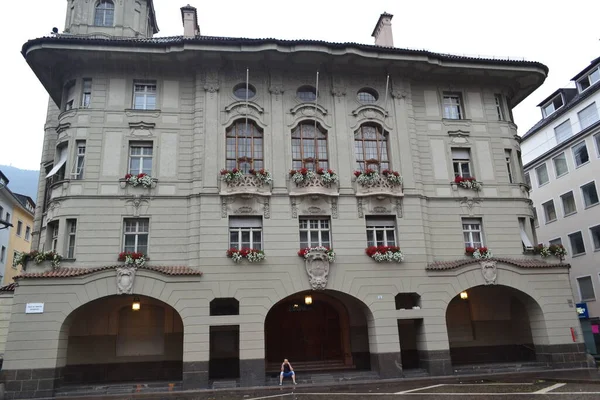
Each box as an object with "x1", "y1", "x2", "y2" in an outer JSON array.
[
  {"x1": 220, "y1": 175, "x2": 272, "y2": 197},
  {"x1": 305, "y1": 250, "x2": 330, "y2": 290},
  {"x1": 480, "y1": 260, "x2": 497, "y2": 285},
  {"x1": 116, "y1": 266, "x2": 137, "y2": 294}
]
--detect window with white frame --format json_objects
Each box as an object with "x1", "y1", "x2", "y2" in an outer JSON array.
[
  {"x1": 365, "y1": 217, "x2": 396, "y2": 247},
  {"x1": 577, "y1": 276, "x2": 595, "y2": 301},
  {"x1": 560, "y1": 191, "x2": 577, "y2": 216},
  {"x1": 542, "y1": 94, "x2": 564, "y2": 118},
  {"x1": 50, "y1": 222, "x2": 59, "y2": 252},
  {"x1": 552, "y1": 153, "x2": 568, "y2": 177},
  {"x1": 0, "y1": 246, "x2": 5, "y2": 263},
  {"x1": 67, "y1": 219, "x2": 77, "y2": 258},
  {"x1": 577, "y1": 67, "x2": 600, "y2": 93},
  {"x1": 505, "y1": 149, "x2": 513, "y2": 183},
  {"x1": 535, "y1": 163, "x2": 549, "y2": 186},
  {"x1": 569, "y1": 231, "x2": 586, "y2": 255},
  {"x1": 25, "y1": 226, "x2": 31, "y2": 241},
  {"x1": 573, "y1": 141, "x2": 589, "y2": 167},
  {"x1": 554, "y1": 120, "x2": 572, "y2": 144},
  {"x1": 590, "y1": 225, "x2": 600, "y2": 251},
  {"x1": 542, "y1": 200, "x2": 557, "y2": 223},
  {"x1": 518, "y1": 217, "x2": 534, "y2": 250},
  {"x1": 94, "y1": 0, "x2": 115, "y2": 26},
  {"x1": 494, "y1": 94, "x2": 505, "y2": 121},
  {"x1": 299, "y1": 218, "x2": 331, "y2": 248},
  {"x1": 595, "y1": 133, "x2": 600, "y2": 158},
  {"x1": 462, "y1": 218, "x2": 483, "y2": 248},
  {"x1": 549, "y1": 237, "x2": 562, "y2": 247},
  {"x1": 123, "y1": 218, "x2": 149, "y2": 254},
  {"x1": 16, "y1": 221, "x2": 22, "y2": 236},
  {"x1": 452, "y1": 148, "x2": 471, "y2": 178},
  {"x1": 128, "y1": 142, "x2": 153, "y2": 175},
  {"x1": 533, "y1": 207, "x2": 539, "y2": 227},
  {"x1": 581, "y1": 181, "x2": 599, "y2": 208},
  {"x1": 578, "y1": 103, "x2": 599, "y2": 130},
  {"x1": 229, "y1": 217, "x2": 262, "y2": 250},
  {"x1": 133, "y1": 80, "x2": 157, "y2": 110},
  {"x1": 81, "y1": 79, "x2": 92, "y2": 108},
  {"x1": 443, "y1": 93, "x2": 463, "y2": 119},
  {"x1": 71, "y1": 141, "x2": 86, "y2": 180}
]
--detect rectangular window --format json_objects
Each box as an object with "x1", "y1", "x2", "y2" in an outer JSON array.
[
  {"x1": 542, "y1": 95, "x2": 564, "y2": 118},
  {"x1": 0, "y1": 246, "x2": 5, "y2": 263},
  {"x1": 229, "y1": 217, "x2": 262, "y2": 250},
  {"x1": 577, "y1": 67, "x2": 600, "y2": 92},
  {"x1": 595, "y1": 133, "x2": 600, "y2": 158},
  {"x1": 12, "y1": 251, "x2": 18, "y2": 269},
  {"x1": 524, "y1": 172, "x2": 532, "y2": 188},
  {"x1": 133, "y1": 80, "x2": 157, "y2": 110},
  {"x1": 63, "y1": 81, "x2": 76, "y2": 111},
  {"x1": 71, "y1": 141, "x2": 86, "y2": 180},
  {"x1": 573, "y1": 141, "x2": 589, "y2": 167},
  {"x1": 553, "y1": 120, "x2": 572, "y2": 144},
  {"x1": 560, "y1": 191, "x2": 577, "y2": 216},
  {"x1": 16, "y1": 221, "x2": 23, "y2": 236},
  {"x1": 495, "y1": 94, "x2": 505, "y2": 121},
  {"x1": 533, "y1": 207, "x2": 539, "y2": 228},
  {"x1": 299, "y1": 218, "x2": 331, "y2": 248},
  {"x1": 590, "y1": 225, "x2": 600, "y2": 251},
  {"x1": 123, "y1": 218, "x2": 149, "y2": 254},
  {"x1": 443, "y1": 93, "x2": 463, "y2": 120},
  {"x1": 67, "y1": 219, "x2": 77, "y2": 259},
  {"x1": 569, "y1": 231, "x2": 586, "y2": 255},
  {"x1": 452, "y1": 148, "x2": 471, "y2": 178},
  {"x1": 535, "y1": 163, "x2": 549, "y2": 186},
  {"x1": 25, "y1": 226, "x2": 31, "y2": 241},
  {"x1": 128, "y1": 142, "x2": 153, "y2": 175},
  {"x1": 46, "y1": 145, "x2": 69, "y2": 182},
  {"x1": 549, "y1": 237, "x2": 562, "y2": 247},
  {"x1": 462, "y1": 218, "x2": 483, "y2": 248},
  {"x1": 552, "y1": 153, "x2": 568, "y2": 177},
  {"x1": 578, "y1": 103, "x2": 599, "y2": 130},
  {"x1": 577, "y1": 276, "x2": 595, "y2": 301},
  {"x1": 581, "y1": 181, "x2": 599, "y2": 208},
  {"x1": 542, "y1": 200, "x2": 557, "y2": 223},
  {"x1": 81, "y1": 78, "x2": 92, "y2": 108},
  {"x1": 51, "y1": 222, "x2": 59, "y2": 252},
  {"x1": 365, "y1": 217, "x2": 397, "y2": 247},
  {"x1": 518, "y1": 217, "x2": 533, "y2": 250},
  {"x1": 505, "y1": 149, "x2": 513, "y2": 183}
]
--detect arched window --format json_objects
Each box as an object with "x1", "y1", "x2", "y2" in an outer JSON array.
[
  {"x1": 354, "y1": 124, "x2": 389, "y2": 171},
  {"x1": 226, "y1": 120, "x2": 263, "y2": 173},
  {"x1": 291, "y1": 122, "x2": 328, "y2": 170},
  {"x1": 94, "y1": 0, "x2": 115, "y2": 26}
]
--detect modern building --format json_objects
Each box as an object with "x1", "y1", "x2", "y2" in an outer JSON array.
[
  {"x1": 521, "y1": 57, "x2": 600, "y2": 355},
  {"x1": 2, "y1": 1, "x2": 592, "y2": 398}
]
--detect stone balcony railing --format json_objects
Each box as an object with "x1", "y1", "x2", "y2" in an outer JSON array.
[
  {"x1": 288, "y1": 175, "x2": 339, "y2": 198},
  {"x1": 219, "y1": 175, "x2": 272, "y2": 197},
  {"x1": 354, "y1": 175, "x2": 403, "y2": 198}
]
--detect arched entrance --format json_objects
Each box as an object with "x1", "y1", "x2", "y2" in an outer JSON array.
[
  {"x1": 265, "y1": 290, "x2": 371, "y2": 372},
  {"x1": 446, "y1": 285, "x2": 545, "y2": 365},
  {"x1": 62, "y1": 294, "x2": 183, "y2": 384}
]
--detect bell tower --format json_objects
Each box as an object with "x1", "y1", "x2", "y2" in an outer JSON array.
[{"x1": 63, "y1": 0, "x2": 159, "y2": 38}]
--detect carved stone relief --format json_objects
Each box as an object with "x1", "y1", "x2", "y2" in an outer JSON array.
[
  {"x1": 129, "y1": 121, "x2": 156, "y2": 137},
  {"x1": 459, "y1": 197, "x2": 482, "y2": 216},
  {"x1": 221, "y1": 196, "x2": 270, "y2": 219},
  {"x1": 480, "y1": 260, "x2": 497, "y2": 285},
  {"x1": 305, "y1": 250, "x2": 330, "y2": 290},
  {"x1": 125, "y1": 195, "x2": 150, "y2": 217},
  {"x1": 116, "y1": 266, "x2": 137, "y2": 294},
  {"x1": 357, "y1": 198, "x2": 364, "y2": 218}
]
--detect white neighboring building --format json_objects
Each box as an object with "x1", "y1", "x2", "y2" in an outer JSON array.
[{"x1": 522, "y1": 56, "x2": 600, "y2": 354}]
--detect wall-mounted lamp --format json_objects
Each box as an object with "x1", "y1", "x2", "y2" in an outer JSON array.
[
  {"x1": 132, "y1": 296, "x2": 141, "y2": 311},
  {"x1": 304, "y1": 294, "x2": 313, "y2": 305},
  {"x1": 460, "y1": 291, "x2": 468, "y2": 300}
]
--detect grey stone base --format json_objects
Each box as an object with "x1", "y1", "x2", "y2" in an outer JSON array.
[
  {"x1": 183, "y1": 361, "x2": 209, "y2": 390},
  {"x1": 240, "y1": 359, "x2": 265, "y2": 386},
  {"x1": 536, "y1": 343, "x2": 590, "y2": 369},
  {"x1": 1, "y1": 367, "x2": 61, "y2": 399},
  {"x1": 419, "y1": 349, "x2": 453, "y2": 376},
  {"x1": 370, "y1": 352, "x2": 402, "y2": 378}
]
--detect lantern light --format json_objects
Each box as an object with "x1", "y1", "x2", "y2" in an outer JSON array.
[
  {"x1": 132, "y1": 296, "x2": 141, "y2": 311},
  {"x1": 305, "y1": 295, "x2": 313, "y2": 305},
  {"x1": 460, "y1": 291, "x2": 468, "y2": 300}
]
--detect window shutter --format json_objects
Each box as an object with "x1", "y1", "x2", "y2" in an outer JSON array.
[
  {"x1": 578, "y1": 103, "x2": 599, "y2": 130},
  {"x1": 451, "y1": 148, "x2": 470, "y2": 160},
  {"x1": 46, "y1": 147, "x2": 69, "y2": 178},
  {"x1": 229, "y1": 217, "x2": 262, "y2": 228},
  {"x1": 554, "y1": 120, "x2": 572, "y2": 143},
  {"x1": 519, "y1": 218, "x2": 533, "y2": 248}
]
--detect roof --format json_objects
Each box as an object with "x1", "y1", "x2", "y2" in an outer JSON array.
[
  {"x1": 536, "y1": 88, "x2": 577, "y2": 108},
  {"x1": 371, "y1": 12, "x2": 394, "y2": 37},
  {"x1": 13, "y1": 193, "x2": 35, "y2": 213},
  {"x1": 427, "y1": 257, "x2": 569, "y2": 271},
  {"x1": 15, "y1": 265, "x2": 203, "y2": 280},
  {"x1": 0, "y1": 283, "x2": 15, "y2": 292},
  {"x1": 147, "y1": 0, "x2": 159, "y2": 34},
  {"x1": 572, "y1": 56, "x2": 600, "y2": 81}
]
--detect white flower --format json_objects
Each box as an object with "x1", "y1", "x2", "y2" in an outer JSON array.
[
  {"x1": 303, "y1": 246, "x2": 336, "y2": 262},
  {"x1": 253, "y1": 171, "x2": 273, "y2": 185},
  {"x1": 230, "y1": 252, "x2": 243, "y2": 263},
  {"x1": 473, "y1": 249, "x2": 493, "y2": 259},
  {"x1": 320, "y1": 171, "x2": 339, "y2": 185},
  {"x1": 247, "y1": 251, "x2": 266, "y2": 263},
  {"x1": 356, "y1": 171, "x2": 379, "y2": 186},
  {"x1": 370, "y1": 249, "x2": 404, "y2": 263}
]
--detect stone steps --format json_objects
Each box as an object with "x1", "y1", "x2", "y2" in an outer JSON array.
[
  {"x1": 453, "y1": 361, "x2": 551, "y2": 375},
  {"x1": 55, "y1": 381, "x2": 182, "y2": 397}
]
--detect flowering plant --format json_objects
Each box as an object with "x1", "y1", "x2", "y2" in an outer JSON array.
[
  {"x1": 220, "y1": 168, "x2": 244, "y2": 184},
  {"x1": 353, "y1": 169, "x2": 379, "y2": 186},
  {"x1": 226, "y1": 248, "x2": 266, "y2": 263},
  {"x1": 465, "y1": 246, "x2": 493, "y2": 259},
  {"x1": 365, "y1": 245, "x2": 404, "y2": 263},
  {"x1": 454, "y1": 176, "x2": 482, "y2": 191},
  {"x1": 249, "y1": 168, "x2": 273, "y2": 185},
  {"x1": 298, "y1": 246, "x2": 336, "y2": 262},
  {"x1": 549, "y1": 244, "x2": 567, "y2": 258},
  {"x1": 533, "y1": 244, "x2": 551, "y2": 257},
  {"x1": 381, "y1": 169, "x2": 403, "y2": 185},
  {"x1": 13, "y1": 250, "x2": 63, "y2": 269},
  {"x1": 289, "y1": 168, "x2": 316, "y2": 184},
  {"x1": 124, "y1": 173, "x2": 154, "y2": 188},
  {"x1": 316, "y1": 168, "x2": 339, "y2": 185},
  {"x1": 118, "y1": 251, "x2": 148, "y2": 266}
]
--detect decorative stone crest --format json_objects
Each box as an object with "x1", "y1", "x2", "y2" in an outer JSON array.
[
  {"x1": 480, "y1": 260, "x2": 497, "y2": 285},
  {"x1": 459, "y1": 197, "x2": 482, "y2": 216},
  {"x1": 305, "y1": 250, "x2": 330, "y2": 290},
  {"x1": 116, "y1": 266, "x2": 137, "y2": 294}
]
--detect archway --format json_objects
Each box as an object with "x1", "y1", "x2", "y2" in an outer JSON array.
[
  {"x1": 61, "y1": 294, "x2": 183, "y2": 384},
  {"x1": 445, "y1": 285, "x2": 544, "y2": 365},
  {"x1": 265, "y1": 290, "x2": 371, "y2": 372}
]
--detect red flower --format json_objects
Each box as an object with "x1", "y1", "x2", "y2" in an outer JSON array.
[
  {"x1": 249, "y1": 169, "x2": 256, "y2": 175},
  {"x1": 316, "y1": 168, "x2": 324, "y2": 175},
  {"x1": 125, "y1": 174, "x2": 133, "y2": 179},
  {"x1": 327, "y1": 169, "x2": 334, "y2": 175},
  {"x1": 300, "y1": 168, "x2": 308, "y2": 175},
  {"x1": 137, "y1": 173, "x2": 147, "y2": 179},
  {"x1": 454, "y1": 176, "x2": 464, "y2": 183},
  {"x1": 393, "y1": 171, "x2": 400, "y2": 177},
  {"x1": 232, "y1": 168, "x2": 239, "y2": 174},
  {"x1": 298, "y1": 248, "x2": 309, "y2": 257},
  {"x1": 289, "y1": 169, "x2": 297, "y2": 176},
  {"x1": 354, "y1": 170, "x2": 361, "y2": 177},
  {"x1": 478, "y1": 247, "x2": 488, "y2": 253},
  {"x1": 226, "y1": 248, "x2": 240, "y2": 257},
  {"x1": 259, "y1": 169, "x2": 265, "y2": 175},
  {"x1": 220, "y1": 169, "x2": 229, "y2": 175},
  {"x1": 381, "y1": 169, "x2": 390, "y2": 175},
  {"x1": 240, "y1": 248, "x2": 250, "y2": 257},
  {"x1": 365, "y1": 168, "x2": 376, "y2": 175},
  {"x1": 465, "y1": 246, "x2": 475, "y2": 254}
]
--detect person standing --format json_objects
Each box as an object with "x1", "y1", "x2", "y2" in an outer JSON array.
[{"x1": 279, "y1": 358, "x2": 297, "y2": 385}]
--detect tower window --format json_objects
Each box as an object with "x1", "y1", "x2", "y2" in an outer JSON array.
[{"x1": 95, "y1": 1, "x2": 115, "y2": 27}]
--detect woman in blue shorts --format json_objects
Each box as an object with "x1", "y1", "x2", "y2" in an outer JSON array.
[{"x1": 279, "y1": 358, "x2": 297, "y2": 385}]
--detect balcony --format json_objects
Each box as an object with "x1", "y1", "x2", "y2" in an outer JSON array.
[
  {"x1": 288, "y1": 174, "x2": 338, "y2": 198},
  {"x1": 354, "y1": 174, "x2": 403, "y2": 199},
  {"x1": 219, "y1": 175, "x2": 272, "y2": 198}
]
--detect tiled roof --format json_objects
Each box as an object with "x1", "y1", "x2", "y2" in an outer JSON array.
[
  {"x1": 427, "y1": 257, "x2": 569, "y2": 271},
  {"x1": 15, "y1": 265, "x2": 202, "y2": 279},
  {"x1": 0, "y1": 283, "x2": 16, "y2": 292}
]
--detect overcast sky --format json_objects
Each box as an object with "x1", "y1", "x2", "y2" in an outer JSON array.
[{"x1": 1, "y1": 0, "x2": 598, "y2": 170}]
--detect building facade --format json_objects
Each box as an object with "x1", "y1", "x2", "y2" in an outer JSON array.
[
  {"x1": 1, "y1": 1, "x2": 592, "y2": 398},
  {"x1": 521, "y1": 57, "x2": 600, "y2": 355}
]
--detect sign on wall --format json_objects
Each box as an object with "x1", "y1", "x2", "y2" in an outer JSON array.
[
  {"x1": 25, "y1": 303, "x2": 44, "y2": 314},
  {"x1": 576, "y1": 302, "x2": 589, "y2": 319}
]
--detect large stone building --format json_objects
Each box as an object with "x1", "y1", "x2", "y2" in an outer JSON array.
[{"x1": 2, "y1": 0, "x2": 592, "y2": 398}]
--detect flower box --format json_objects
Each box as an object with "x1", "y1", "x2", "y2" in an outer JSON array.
[
  {"x1": 121, "y1": 173, "x2": 156, "y2": 188},
  {"x1": 13, "y1": 250, "x2": 63, "y2": 272},
  {"x1": 288, "y1": 169, "x2": 339, "y2": 197},
  {"x1": 298, "y1": 246, "x2": 336, "y2": 262},
  {"x1": 353, "y1": 169, "x2": 403, "y2": 198},
  {"x1": 534, "y1": 243, "x2": 567, "y2": 260},
  {"x1": 365, "y1": 246, "x2": 404, "y2": 263},
  {"x1": 226, "y1": 248, "x2": 265, "y2": 263},
  {"x1": 118, "y1": 251, "x2": 148, "y2": 266},
  {"x1": 219, "y1": 168, "x2": 273, "y2": 197},
  {"x1": 454, "y1": 176, "x2": 482, "y2": 191},
  {"x1": 465, "y1": 246, "x2": 493, "y2": 259}
]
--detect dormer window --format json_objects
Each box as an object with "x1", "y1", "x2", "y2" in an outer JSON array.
[
  {"x1": 577, "y1": 67, "x2": 600, "y2": 93},
  {"x1": 94, "y1": 1, "x2": 115, "y2": 27},
  {"x1": 542, "y1": 95, "x2": 564, "y2": 118}
]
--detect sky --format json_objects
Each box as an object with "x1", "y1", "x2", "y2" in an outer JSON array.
[{"x1": 0, "y1": 0, "x2": 598, "y2": 171}]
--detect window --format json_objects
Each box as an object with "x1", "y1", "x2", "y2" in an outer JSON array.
[
  {"x1": 291, "y1": 122, "x2": 328, "y2": 170},
  {"x1": 299, "y1": 218, "x2": 331, "y2": 248},
  {"x1": 296, "y1": 86, "x2": 317, "y2": 102},
  {"x1": 554, "y1": 120, "x2": 572, "y2": 144},
  {"x1": 533, "y1": 207, "x2": 539, "y2": 227},
  {"x1": 67, "y1": 219, "x2": 77, "y2": 258},
  {"x1": 46, "y1": 145, "x2": 69, "y2": 183},
  {"x1": 452, "y1": 148, "x2": 471, "y2": 178},
  {"x1": 0, "y1": 205, "x2": 3, "y2": 220},
  {"x1": 542, "y1": 95, "x2": 564, "y2": 118},
  {"x1": 0, "y1": 246, "x2": 5, "y2": 263},
  {"x1": 128, "y1": 143, "x2": 153, "y2": 175},
  {"x1": 229, "y1": 217, "x2": 262, "y2": 250},
  {"x1": 51, "y1": 222, "x2": 59, "y2": 252},
  {"x1": 133, "y1": 80, "x2": 157, "y2": 110},
  {"x1": 226, "y1": 120, "x2": 263, "y2": 173},
  {"x1": 16, "y1": 221, "x2": 23, "y2": 236},
  {"x1": 12, "y1": 251, "x2": 18, "y2": 269},
  {"x1": 81, "y1": 79, "x2": 92, "y2": 108},
  {"x1": 577, "y1": 276, "x2": 595, "y2": 301},
  {"x1": 443, "y1": 93, "x2": 463, "y2": 119},
  {"x1": 579, "y1": 103, "x2": 599, "y2": 130},
  {"x1": 590, "y1": 225, "x2": 600, "y2": 251},
  {"x1": 535, "y1": 164, "x2": 549, "y2": 186},
  {"x1": 569, "y1": 231, "x2": 586, "y2": 255},
  {"x1": 494, "y1": 94, "x2": 505, "y2": 121},
  {"x1": 354, "y1": 124, "x2": 389, "y2": 171},
  {"x1": 63, "y1": 81, "x2": 76, "y2": 111},
  {"x1": 560, "y1": 191, "x2": 577, "y2": 216},
  {"x1": 524, "y1": 172, "x2": 531, "y2": 188},
  {"x1": 518, "y1": 217, "x2": 534, "y2": 250},
  {"x1": 233, "y1": 83, "x2": 256, "y2": 100},
  {"x1": 581, "y1": 181, "x2": 599, "y2": 208},
  {"x1": 542, "y1": 200, "x2": 556, "y2": 223},
  {"x1": 462, "y1": 218, "x2": 483, "y2": 248},
  {"x1": 25, "y1": 226, "x2": 31, "y2": 241},
  {"x1": 123, "y1": 218, "x2": 149, "y2": 254},
  {"x1": 365, "y1": 217, "x2": 396, "y2": 247},
  {"x1": 552, "y1": 153, "x2": 568, "y2": 177},
  {"x1": 505, "y1": 149, "x2": 513, "y2": 183},
  {"x1": 357, "y1": 88, "x2": 378, "y2": 104},
  {"x1": 210, "y1": 298, "x2": 239, "y2": 316},
  {"x1": 595, "y1": 133, "x2": 600, "y2": 158},
  {"x1": 71, "y1": 141, "x2": 86, "y2": 180},
  {"x1": 572, "y1": 141, "x2": 589, "y2": 167},
  {"x1": 577, "y1": 67, "x2": 600, "y2": 92},
  {"x1": 94, "y1": 0, "x2": 115, "y2": 26}
]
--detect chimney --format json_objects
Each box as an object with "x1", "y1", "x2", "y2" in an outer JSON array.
[
  {"x1": 181, "y1": 4, "x2": 200, "y2": 37},
  {"x1": 371, "y1": 12, "x2": 394, "y2": 47}
]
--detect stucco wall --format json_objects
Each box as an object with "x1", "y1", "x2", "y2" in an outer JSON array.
[{"x1": 0, "y1": 293, "x2": 14, "y2": 358}]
